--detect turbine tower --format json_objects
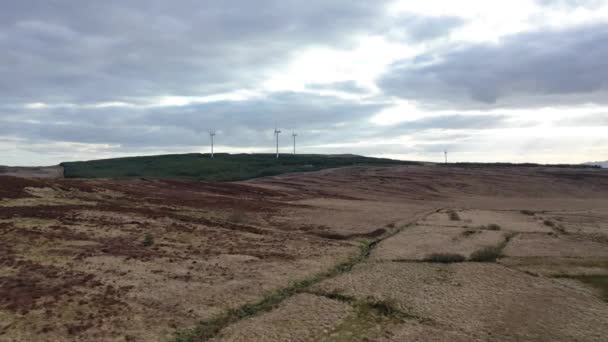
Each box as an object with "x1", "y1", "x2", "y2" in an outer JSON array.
[
  {"x1": 444, "y1": 150, "x2": 448, "y2": 164},
  {"x1": 292, "y1": 130, "x2": 297, "y2": 155},
  {"x1": 274, "y1": 123, "x2": 281, "y2": 159},
  {"x1": 209, "y1": 130, "x2": 216, "y2": 158}
]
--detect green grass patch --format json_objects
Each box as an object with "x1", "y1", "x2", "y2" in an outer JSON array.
[
  {"x1": 61, "y1": 153, "x2": 419, "y2": 181},
  {"x1": 142, "y1": 233, "x2": 154, "y2": 247}
]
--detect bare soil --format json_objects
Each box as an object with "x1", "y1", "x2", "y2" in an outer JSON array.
[{"x1": 1, "y1": 165, "x2": 608, "y2": 341}]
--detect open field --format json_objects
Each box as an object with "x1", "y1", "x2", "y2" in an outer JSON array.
[{"x1": 1, "y1": 165, "x2": 608, "y2": 341}]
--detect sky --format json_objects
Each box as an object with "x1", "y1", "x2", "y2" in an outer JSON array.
[{"x1": 1, "y1": 0, "x2": 608, "y2": 166}]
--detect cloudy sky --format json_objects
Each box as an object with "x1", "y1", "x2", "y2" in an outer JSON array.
[{"x1": 1, "y1": 0, "x2": 607, "y2": 165}]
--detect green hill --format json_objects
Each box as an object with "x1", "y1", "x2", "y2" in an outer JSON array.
[{"x1": 61, "y1": 153, "x2": 419, "y2": 181}]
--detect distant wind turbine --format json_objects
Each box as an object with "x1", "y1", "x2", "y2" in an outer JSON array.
[
  {"x1": 444, "y1": 150, "x2": 448, "y2": 164},
  {"x1": 292, "y1": 130, "x2": 297, "y2": 155},
  {"x1": 209, "y1": 130, "x2": 216, "y2": 158},
  {"x1": 274, "y1": 123, "x2": 281, "y2": 159}
]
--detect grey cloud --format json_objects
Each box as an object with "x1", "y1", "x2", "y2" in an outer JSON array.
[
  {"x1": 388, "y1": 15, "x2": 464, "y2": 42},
  {"x1": 0, "y1": 92, "x2": 388, "y2": 149},
  {"x1": 379, "y1": 23, "x2": 608, "y2": 109},
  {"x1": 393, "y1": 114, "x2": 509, "y2": 131},
  {"x1": 0, "y1": 94, "x2": 513, "y2": 154},
  {"x1": 0, "y1": 1, "x2": 473, "y2": 105},
  {"x1": 0, "y1": 0, "x2": 392, "y2": 104}
]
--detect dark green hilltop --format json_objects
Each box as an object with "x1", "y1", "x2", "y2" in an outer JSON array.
[{"x1": 61, "y1": 153, "x2": 421, "y2": 181}]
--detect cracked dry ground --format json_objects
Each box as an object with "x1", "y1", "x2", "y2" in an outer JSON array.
[{"x1": 1, "y1": 166, "x2": 608, "y2": 341}]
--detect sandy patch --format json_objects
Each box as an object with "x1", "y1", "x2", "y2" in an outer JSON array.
[
  {"x1": 282, "y1": 199, "x2": 428, "y2": 236},
  {"x1": 371, "y1": 225, "x2": 506, "y2": 261},
  {"x1": 499, "y1": 256, "x2": 608, "y2": 277},
  {"x1": 423, "y1": 209, "x2": 550, "y2": 233},
  {"x1": 503, "y1": 233, "x2": 608, "y2": 258},
  {"x1": 540, "y1": 210, "x2": 608, "y2": 235},
  {"x1": 369, "y1": 320, "x2": 474, "y2": 342}
]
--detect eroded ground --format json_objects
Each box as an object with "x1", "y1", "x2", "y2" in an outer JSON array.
[{"x1": 1, "y1": 165, "x2": 608, "y2": 341}]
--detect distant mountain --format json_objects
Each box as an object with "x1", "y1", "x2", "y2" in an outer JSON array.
[{"x1": 584, "y1": 161, "x2": 608, "y2": 168}]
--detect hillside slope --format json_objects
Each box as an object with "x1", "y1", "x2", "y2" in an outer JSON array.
[{"x1": 61, "y1": 153, "x2": 419, "y2": 181}]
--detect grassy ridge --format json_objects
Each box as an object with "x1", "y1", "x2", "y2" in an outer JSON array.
[{"x1": 61, "y1": 153, "x2": 418, "y2": 181}]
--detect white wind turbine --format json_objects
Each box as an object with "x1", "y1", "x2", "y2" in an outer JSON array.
[
  {"x1": 292, "y1": 130, "x2": 297, "y2": 155},
  {"x1": 274, "y1": 123, "x2": 281, "y2": 159},
  {"x1": 209, "y1": 130, "x2": 216, "y2": 158}
]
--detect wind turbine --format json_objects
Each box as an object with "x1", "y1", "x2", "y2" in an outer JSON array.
[
  {"x1": 209, "y1": 130, "x2": 216, "y2": 158},
  {"x1": 274, "y1": 123, "x2": 281, "y2": 159},
  {"x1": 292, "y1": 130, "x2": 297, "y2": 155},
  {"x1": 444, "y1": 150, "x2": 448, "y2": 164}
]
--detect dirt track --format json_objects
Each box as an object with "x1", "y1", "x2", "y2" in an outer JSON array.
[{"x1": 1, "y1": 165, "x2": 607, "y2": 341}]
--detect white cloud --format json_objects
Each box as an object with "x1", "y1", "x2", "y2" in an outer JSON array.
[{"x1": 263, "y1": 35, "x2": 419, "y2": 92}]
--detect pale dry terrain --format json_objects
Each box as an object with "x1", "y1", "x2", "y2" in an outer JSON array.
[
  {"x1": 1, "y1": 165, "x2": 607, "y2": 341},
  {"x1": 0, "y1": 166, "x2": 63, "y2": 179}
]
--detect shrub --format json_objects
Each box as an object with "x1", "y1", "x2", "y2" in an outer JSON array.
[
  {"x1": 486, "y1": 224, "x2": 501, "y2": 231},
  {"x1": 461, "y1": 229, "x2": 478, "y2": 237},
  {"x1": 543, "y1": 220, "x2": 555, "y2": 227},
  {"x1": 448, "y1": 211, "x2": 461, "y2": 221},
  {"x1": 520, "y1": 210, "x2": 535, "y2": 216},
  {"x1": 359, "y1": 297, "x2": 402, "y2": 317},
  {"x1": 469, "y1": 246, "x2": 502, "y2": 262},
  {"x1": 142, "y1": 233, "x2": 154, "y2": 247},
  {"x1": 424, "y1": 253, "x2": 466, "y2": 263},
  {"x1": 554, "y1": 225, "x2": 567, "y2": 234},
  {"x1": 227, "y1": 211, "x2": 247, "y2": 224}
]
